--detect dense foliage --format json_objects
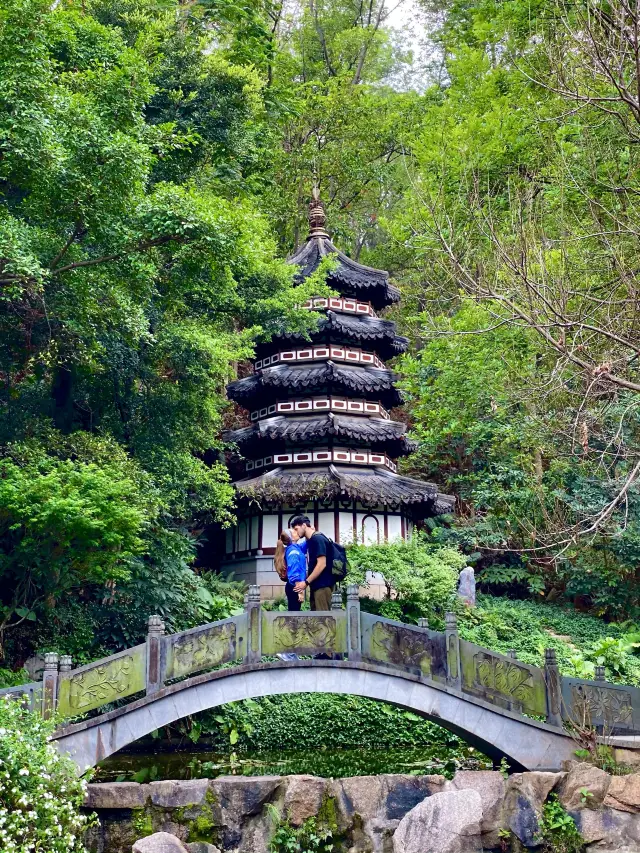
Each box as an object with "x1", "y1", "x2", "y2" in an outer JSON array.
[
  {"x1": 0, "y1": 697, "x2": 91, "y2": 852},
  {"x1": 3, "y1": 0, "x2": 640, "y2": 678},
  {"x1": 347, "y1": 536, "x2": 464, "y2": 622},
  {"x1": 0, "y1": 0, "x2": 319, "y2": 664}
]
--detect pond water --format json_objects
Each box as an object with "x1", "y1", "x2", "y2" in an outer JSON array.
[{"x1": 95, "y1": 743, "x2": 492, "y2": 782}]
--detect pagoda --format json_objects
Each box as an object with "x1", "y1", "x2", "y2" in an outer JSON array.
[{"x1": 221, "y1": 193, "x2": 453, "y2": 596}]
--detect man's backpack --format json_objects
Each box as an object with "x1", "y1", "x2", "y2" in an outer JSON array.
[{"x1": 331, "y1": 540, "x2": 348, "y2": 583}]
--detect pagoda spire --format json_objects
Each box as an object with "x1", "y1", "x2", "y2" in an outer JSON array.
[{"x1": 307, "y1": 186, "x2": 329, "y2": 238}]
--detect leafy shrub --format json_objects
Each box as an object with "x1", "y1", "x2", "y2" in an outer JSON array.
[
  {"x1": 348, "y1": 536, "x2": 465, "y2": 624},
  {"x1": 539, "y1": 794, "x2": 584, "y2": 852},
  {"x1": 0, "y1": 696, "x2": 92, "y2": 852},
  {"x1": 0, "y1": 668, "x2": 30, "y2": 688},
  {"x1": 0, "y1": 452, "x2": 152, "y2": 653},
  {"x1": 457, "y1": 595, "x2": 640, "y2": 685},
  {"x1": 192, "y1": 693, "x2": 465, "y2": 752}
]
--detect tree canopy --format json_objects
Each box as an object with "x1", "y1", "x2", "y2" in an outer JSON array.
[{"x1": 2, "y1": 0, "x2": 640, "y2": 669}]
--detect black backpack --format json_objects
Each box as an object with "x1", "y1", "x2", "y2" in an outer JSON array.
[{"x1": 330, "y1": 540, "x2": 348, "y2": 583}]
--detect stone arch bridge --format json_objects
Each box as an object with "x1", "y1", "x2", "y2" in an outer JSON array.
[{"x1": 4, "y1": 586, "x2": 640, "y2": 773}]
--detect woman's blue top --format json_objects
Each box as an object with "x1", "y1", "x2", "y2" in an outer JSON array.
[{"x1": 285, "y1": 539, "x2": 307, "y2": 585}]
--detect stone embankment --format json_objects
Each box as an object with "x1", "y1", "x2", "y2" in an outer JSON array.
[{"x1": 85, "y1": 765, "x2": 640, "y2": 853}]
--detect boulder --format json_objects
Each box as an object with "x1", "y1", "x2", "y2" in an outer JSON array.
[
  {"x1": 284, "y1": 775, "x2": 327, "y2": 827},
  {"x1": 382, "y1": 774, "x2": 447, "y2": 821},
  {"x1": 457, "y1": 567, "x2": 476, "y2": 607},
  {"x1": 572, "y1": 806, "x2": 640, "y2": 848},
  {"x1": 148, "y1": 780, "x2": 210, "y2": 808},
  {"x1": 449, "y1": 770, "x2": 505, "y2": 838},
  {"x1": 336, "y1": 775, "x2": 386, "y2": 824},
  {"x1": 185, "y1": 844, "x2": 221, "y2": 853},
  {"x1": 212, "y1": 775, "x2": 281, "y2": 818},
  {"x1": 85, "y1": 781, "x2": 148, "y2": 809},
  {"x1": 393, "y1": 789, "x2": 483, "y2": 853},
  {"x1": 603, "y1": 773, "x2": 640, "y2": 813},
  {"x1": 212, "y1": 776, "x2": 282, "y2": 853},
  {"x1": 504, "y1": 771, "x2": 564, "y2": 847},
  {"x1": 132, "y1": 833, "x2": 188, "y2": 853},
  {"x1": 557, "y1": 763, "x2": 611, "y2": 811}
]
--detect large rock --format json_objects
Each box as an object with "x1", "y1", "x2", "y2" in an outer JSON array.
[
  {"x1": 86, "y1": 781, "x2": 148, "y2": 809},
  {"x1": 504, "y1": 771, "x2": 563, "y2": 847},
  {"x1": 449, "y1": 770, "x2": 505, "y2": 841},
  {"x1": 212, "y1": 776, "x2": 282, "y2": 853},
  {"x1": 333, "y1": 774, "x2": 447, "y2": 852},
  {"x1": 335, "y1": 775, "x2": 386, "y2": 824},
  {"x1": 392, "y1": 789, "x2": 483, "y2": 853},
  {"x1": 185, "y1": 844, "x2": 221, "y2": 853},
  {"x1": 283, "y1": 775, "x2": 327, "y2": 827},
  {"x1": 557, "y1": 762, "x2": 611, "y2": 811},
  {"x1": 572, "y1": 806, "x2": 640, "y2": 849},
  {"x1": 382, "y1": 774, "x2": 447, "y2": 821},
  {"x1": 148, "y1": 780, "x2": 210, "y2": 808},
  {"x1": 603, "y1": 773, "x2": 640, "y2": 813},
  {"x1": 457, "y1": 567, "x2": 476, "y2": 607},
  {"x1": 132, "y1": 833, "x2": 188, "y2": 853}
]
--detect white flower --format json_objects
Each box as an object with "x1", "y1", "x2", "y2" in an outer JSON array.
[{"x1": 18, "y1": 769, "x2": 29, "y2": 776}]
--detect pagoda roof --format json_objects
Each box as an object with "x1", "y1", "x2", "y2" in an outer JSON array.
[
  {"x1": 226, "y1": 362, "x2": 404, "y2": 409},
  {"x1": 234, "y1": 464, "x2": 454, "y2": 513},
  {"x1": 289, "y1": 235, "x2": 400, "y2": 310},
  {"x1": 225, "y1": 413, "x2": 416, "y2": 457},
  {"x1": 257, "y1": 312, "x2": 408, "y2": 361}
]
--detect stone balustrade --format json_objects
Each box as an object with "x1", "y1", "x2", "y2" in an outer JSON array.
[{"x1": 6, "y1": 585, "x2": 640, "y2": 739}]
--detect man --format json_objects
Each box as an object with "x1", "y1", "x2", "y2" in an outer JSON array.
[{"x1": 291, "y1": 515, "x2": 334, "y2": 610}]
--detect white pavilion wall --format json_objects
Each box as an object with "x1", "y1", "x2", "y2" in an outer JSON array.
[{"x1": 221, "y1": 501, "x2": 413, "y2": 600}]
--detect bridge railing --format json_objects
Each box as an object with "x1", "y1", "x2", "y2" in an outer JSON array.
[{"x1": 6, "y1": 584, "x2": 640, "y2": 734}]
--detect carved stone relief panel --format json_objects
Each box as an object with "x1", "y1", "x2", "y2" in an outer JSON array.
[
  {"x1": 262, "y1": 614, "x2": 346, "y2": 655},
  {"x1": 460, "y1": 642, "x2": 546, "y2": 715},
  {"x1": 569, "y1": 683, "x2": 634, "y2": 730},
  {"x1": 166, "y1": 622, "x2": 237, "y2": 680},
  {"x1": 58, "y1": 649, "x2": 146, "y2": 716},
  {"x1": 367, "y1": 620, "x2": 432, "y2": 677}
]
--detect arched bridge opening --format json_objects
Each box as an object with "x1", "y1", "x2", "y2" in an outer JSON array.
[{"x1": 52, "y1": 659, "x2": 576, "y2": 773}]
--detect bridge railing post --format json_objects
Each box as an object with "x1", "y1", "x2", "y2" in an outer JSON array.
[
  {"x1": 331, "y1": 588, "x2": 343, "y2": 610},
  {"x1": 445, "y1": 612, "x2": 461, "y2": 690},
  {"x1": 346, "y1": 584, "x2": 361, "y2": 661},
  {"x1": 544, "y1": 648, "x2": 563, "y2": 727},
  {"x1": 246, "y1": 585, "x2": 262, "y2": 663},
  {"x1": 146, "y1": 615, "x2": 165, "y2": 695},
  {"x1": 42, "y1": 653, "x2": 59, "y2": 719}
]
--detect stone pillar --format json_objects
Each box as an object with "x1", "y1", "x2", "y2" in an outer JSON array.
[
  {"x1": 595, "y1": 665, "x2": 606, "y2": 682},
  {"x1": 146, "y1": 615, "x2": 165, "y2": 696},
  {"x1": 445, "y1": 612, "x2": 461, "y2": 690},
  {"x1": 331, "y1": 589, "x2": 343, "y2": 610},
  {"x1": 42, "y1": 653, "x2": 59, "y2": 719},
  {"x1": 59, "y1": 655, "x2": 73, "y2": 673},
  {"x1": 457, "y1": 566, "x2": 476, "y2": 607},
  {"x1": 246, "y1": 585, "x2": 262, "y2": 663},
  {"x1": 544, "y1": 648, "x2": 563, "y2": 727},
  {"x1": 508, "y1": 650, "x2": 517, "y2": 660},
  {"x1": 346, "y1": 584, "x2": 361, "y2": 661},
  {"x1": 417, "y1": 618, "x2": 429, "y2": 630}
]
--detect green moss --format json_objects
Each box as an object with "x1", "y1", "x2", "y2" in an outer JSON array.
[
  {"x1": 183, "y1": 789, "x2": 220, "y2": 845},
  {"x1": 131, "y1": 807, "x2": 153, "y2": 838},
  {"x1": 317, "y1": 793, "x2": 338, "y2": 834}
]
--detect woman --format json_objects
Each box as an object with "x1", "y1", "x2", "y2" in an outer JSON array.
[{"x1": 274, "y1": 528, "x2": 308, "y2": 611}]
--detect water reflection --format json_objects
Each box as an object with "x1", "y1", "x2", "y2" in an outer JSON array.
[{"x1": 96, "y1": 745, "x2": 491, "y2": 782}]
